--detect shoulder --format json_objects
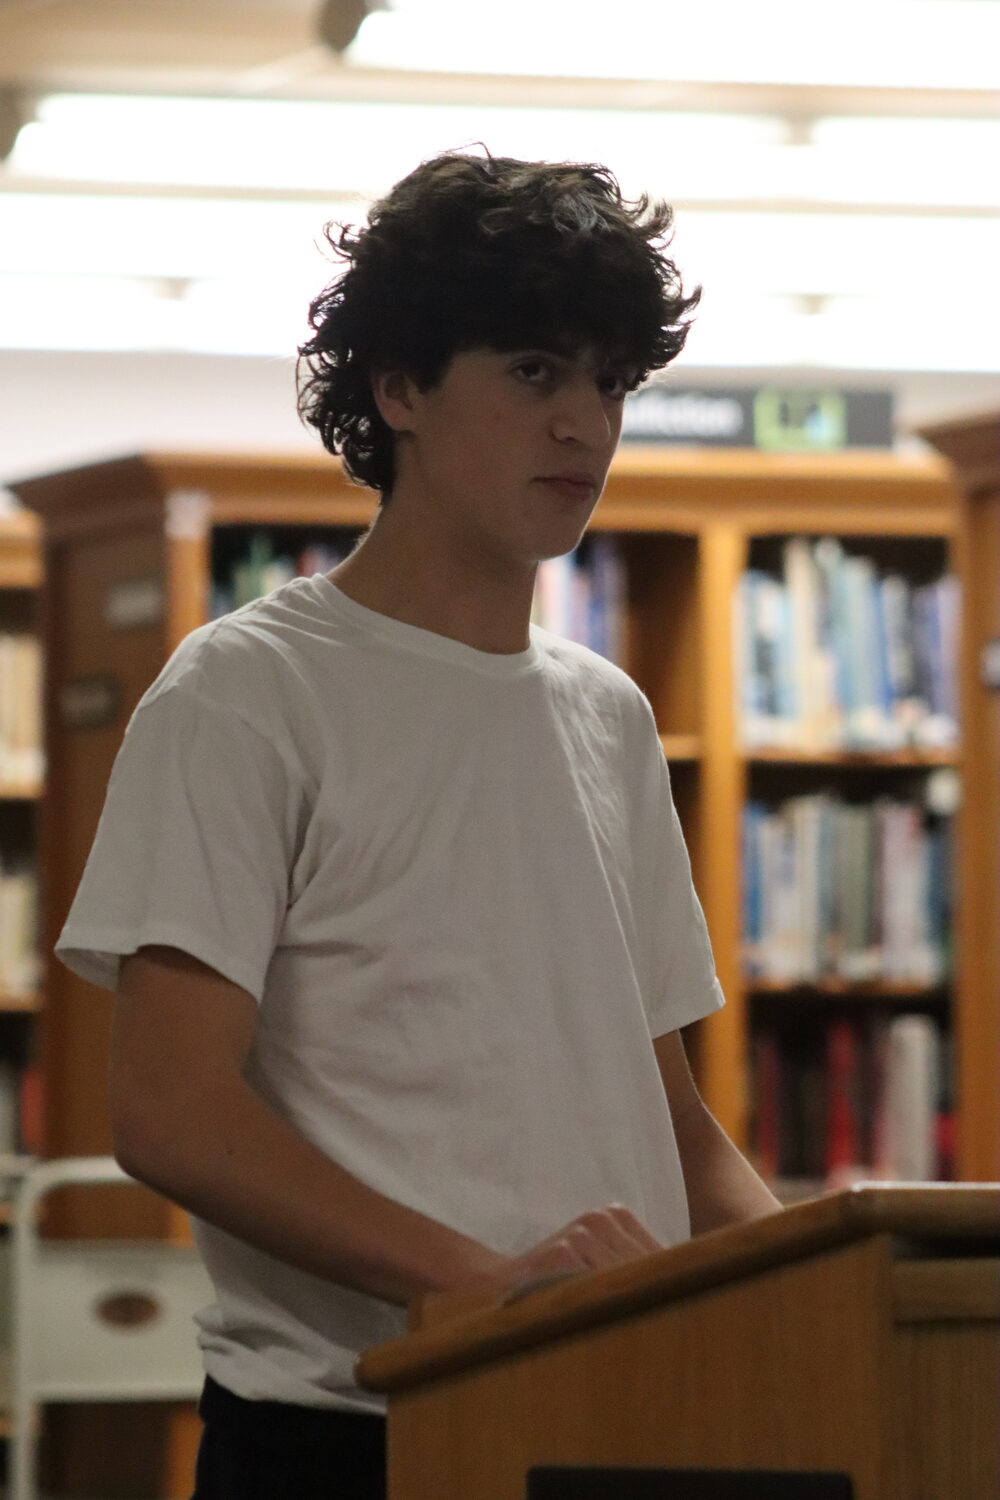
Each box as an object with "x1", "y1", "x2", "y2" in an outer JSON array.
[
  {"x1": 531, "y1": 626, "x2": 657, "y2": 733},
  {"x1": 145, "y1": 577, "x2": 332, "y2": 711},
  {"x1": 531, "y1": 625, "x2": 641, "y2": 699},
  {"x1": 133, "y1": 577, "x2": 341, "y2": 775}
]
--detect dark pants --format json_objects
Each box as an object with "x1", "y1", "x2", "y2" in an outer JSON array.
[{"x1": 191, "y1": 1375, "x2": 388, "y2": 1500}]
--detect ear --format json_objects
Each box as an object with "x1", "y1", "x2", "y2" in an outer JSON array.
[{"x1": 371, "y1": 369, "x2": 419, "y2": 434}]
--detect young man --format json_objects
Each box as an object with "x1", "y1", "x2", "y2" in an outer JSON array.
[{"x1": 55, "y1": 152, "x2": 781, "y2": 1500}]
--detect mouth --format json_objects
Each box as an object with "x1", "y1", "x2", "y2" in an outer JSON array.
[{"x1": 535, "y1": 474, "x2": 598, "y2": 502}]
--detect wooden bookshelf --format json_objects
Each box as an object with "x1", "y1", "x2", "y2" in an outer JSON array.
[
  {"x1": 13, "y1": 448, "x2": 980, "y2": 1161},
  {"x1": 15, "y1": 444, "x2": 985, "y2": 1499},
  {"x1": 14, "y1": 447, "x2": 982, "y2": 1167}
]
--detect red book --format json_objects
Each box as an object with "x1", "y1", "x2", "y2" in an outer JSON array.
[
  {"x1": 752, "y1": 1030, "x2": 782, "y2": 1180},
  {"x1": 19, "y1": 1061, "x2": 45, "y2": 1156},
  {"x1": 825, "y1": 1018, "x2": 862, "y2": 1182}
]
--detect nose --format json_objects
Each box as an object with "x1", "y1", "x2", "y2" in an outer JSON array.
[{"x1": 550, "y1": 376, "x2": 614, "y2": 448}]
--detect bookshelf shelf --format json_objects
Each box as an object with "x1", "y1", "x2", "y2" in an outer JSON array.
[
  {"x1": 747, "y1": 980, "x2": 949, "y2": 1003},
  {"x1": 0, "y1": 992, "x2": 41, "y2": 1014},
  {"x1": 0, "y1": 781, "x2": 43, "y2": 802},
  {"x1": 659, "y1": 734, "x2": 702, "y2": 763},
  {"x1": 744, "y1": 748, "x2": 959, "y2": 768}
]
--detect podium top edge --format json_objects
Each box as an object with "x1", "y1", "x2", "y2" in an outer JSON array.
[{"x1": 356, "y1": 1184, "x2": 999, "y2": 1396}]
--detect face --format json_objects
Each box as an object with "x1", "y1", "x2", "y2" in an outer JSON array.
[{"x1": 377, "y1": 345, "x2": 633, "y2": 568}]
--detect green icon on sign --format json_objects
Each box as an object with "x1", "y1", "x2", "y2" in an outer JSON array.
[{"x1": 754, "y1": 391, "x2": 847, "y2": 452}]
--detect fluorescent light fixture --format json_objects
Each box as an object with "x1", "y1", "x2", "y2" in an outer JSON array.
[
  {"x1": 674, "y1": 210, "x2": 1000, "y2": 298},
  {"x1": 685, "y1": 295, "x2": 1000, "y2": 375},
  {"x1": 0, "y1": 273, "x2": 312, "y2": 357},
  {"x1": 9, "y1": 94, "x2": 1000, "y2": 215},
  {"x1": 0, "y1": 192, "x2": 359, "y2": 279},
  {"x1": 10, "y1": 94, "x2": 784, "y2": 199},
  {"x1": 350, "y1": 0, "x2": 1000, "y2": 89}
]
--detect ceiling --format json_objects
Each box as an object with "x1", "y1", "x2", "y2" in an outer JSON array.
[
  {"x1": 0, "y1": 1, "x2": 997, "y2": 381},
  {"x1": 1, "y1": 0, "x2": 997, "y2": 114}
]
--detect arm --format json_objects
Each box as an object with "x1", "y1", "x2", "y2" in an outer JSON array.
[
  {"x1": 653, "y1": 1029, "x2": 782, "y2": 1235},
  {"x1": 112, "y1": 945, "x2": 663, "y2": 1307}
]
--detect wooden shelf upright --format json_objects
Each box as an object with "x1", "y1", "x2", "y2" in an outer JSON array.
[{"x1": 918, "y1": 410, "x2": 1000, "y2": 1182}]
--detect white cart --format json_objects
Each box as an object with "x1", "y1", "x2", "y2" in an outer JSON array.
[{"x1": 0, "y1": 1156, "x2": 212, "y2": 1500}]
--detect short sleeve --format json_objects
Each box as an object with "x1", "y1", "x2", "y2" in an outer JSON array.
[
  {"x1": 630, "y1": 705, "x2": 726, "y2": 1037},
  {"x1": 56, "y1": 684, "x2": 308, "y2": 1001}
]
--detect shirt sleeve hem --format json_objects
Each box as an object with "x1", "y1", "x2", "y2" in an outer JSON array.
[
  {"x1": 54, "y1": 922, "x2": 266, "y2": 1003},
  {"x1": 647, "y1": 976, "x2": 726, "y2": 1039}
]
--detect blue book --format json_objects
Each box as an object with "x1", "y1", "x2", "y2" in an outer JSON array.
[{"x1": 742, "y1": 801, "x2": 767, "y2": 975}]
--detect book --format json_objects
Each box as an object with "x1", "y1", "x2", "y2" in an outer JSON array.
[
  {"x1": 0, "y1": 633, "x2": 43, "y2": 784},
  {"x1": 884, "y1": 1014, "x2": 942, "y2": 1180},
  {"x1": 735, "y1": 542, "x2": 960, "y2": 751},
  {"x1": 762, "y1": 1011, "x2": 949, "y2": 1192},
  {"x1": 824, "y1": 1018, "x2": 867, "y2": 1187},
  {"x1": 0, "y1": 854, "x2": 40, "y2": 996},
  {"x1": 742, "y1": 794, "x2": 951, "y2": 986},
  {"x1": 213, "y1": 532, "x2": 355, "y2": 617},
  {"x1": 532, "y1": 537, "x2": 626, "y2": 663}
]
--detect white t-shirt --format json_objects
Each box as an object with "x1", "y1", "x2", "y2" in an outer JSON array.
[{"x1": 56, "y1": 573, "x2": 724, "y2": 1414}]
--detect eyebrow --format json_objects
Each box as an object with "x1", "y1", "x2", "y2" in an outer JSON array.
[{"x1": 517, "y1": 344, "x2": 635, "y2": 374}]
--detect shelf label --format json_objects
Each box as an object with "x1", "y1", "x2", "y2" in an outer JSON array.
[
  {"x1": 165, "y1": 488, "x2": 210, "y2": 540},
  {"x1": 58, "y1": 675, "x2": 122, "y2": 729},
  {"x1": 105, "y1": 576, "x2": 163, "y2": 630},
  {"x1": 621, "y1": 386, "x2": 894, "y2": 449}
]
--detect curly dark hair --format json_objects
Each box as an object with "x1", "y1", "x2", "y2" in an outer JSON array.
[{"x1": 296, "y1": 149, "x2": 700, "y2": 498}]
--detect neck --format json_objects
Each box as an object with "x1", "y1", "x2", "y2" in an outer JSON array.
[{"x1": 329, "y1": 492, "x2": 538, "y2": 656}]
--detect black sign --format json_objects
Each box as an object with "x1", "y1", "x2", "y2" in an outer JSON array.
[{"x1": 621, "y1": 386, "x2": 893, "y2": 451}]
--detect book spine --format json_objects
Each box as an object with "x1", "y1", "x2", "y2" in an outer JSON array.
[
  {"x1": 824, "y1": 1017, "x2": 866, "y2": 1185},
  {"x1": 736, "y1": 548, "x2": 959, "y2": 752},
  {"x1": 884, "y1": 1014, "x2": 941, "y2": 1180},
  {"x1": 0, "y1": 634, "x2": 44, "y2": 784}
]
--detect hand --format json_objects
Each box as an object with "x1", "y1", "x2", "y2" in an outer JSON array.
[{"x1": 465, "y1": 1203, "x2": 664, "y2": 1300}]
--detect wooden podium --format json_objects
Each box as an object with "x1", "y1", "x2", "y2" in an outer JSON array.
[{"x1": 357, "y1": 1186, "x2": 1000, "y2": 1500}]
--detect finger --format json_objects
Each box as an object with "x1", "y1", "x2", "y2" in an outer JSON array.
[
  {"x1": 562, "y1": 1222, "x2": 623, "y2": 1269},
  {"x1": 572, "y1": 1207, "x2": 661, "y2": 1259},
  {"x1": 602, "y1": 1204, "x2": 664, "y2": 1253}
]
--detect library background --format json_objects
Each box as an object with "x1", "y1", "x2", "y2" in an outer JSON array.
[{"x1": 0, "y1": 3, "x2": 998, "y2": 1498}]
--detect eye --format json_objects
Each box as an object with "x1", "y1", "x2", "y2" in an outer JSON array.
[
  {"x1": 512, "y1": 356, "x2": 553, "y2": 385},
  {"x1": 597, "y1": 368, "x2": 635, "y2": 401}
]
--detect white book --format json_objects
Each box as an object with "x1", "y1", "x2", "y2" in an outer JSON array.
[
  {"x1": 885, "y1": 1015, "x2": 940, "y2": 1180},
  {"x1": 0, "y1": 1060, "x2": 18, "y2": 1155},
  {"x1": 783, "y1": 537, "x2": 822, "y2": 746}
]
